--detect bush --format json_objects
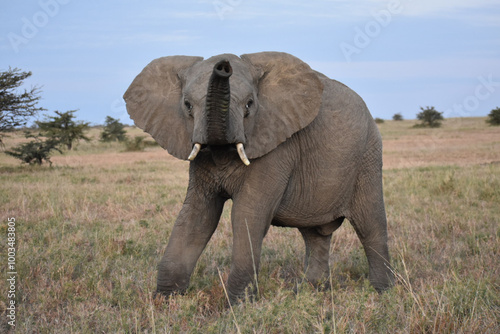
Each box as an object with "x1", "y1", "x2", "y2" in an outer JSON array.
[
  {"x1": 100, "y1": 116, "x2": 128, "y2": 142},
  {"x1": 374, "y1": 118, "x2": 385, "y2": 124},
  {"x1": 486, "y1": 107, "x2": 500, "y2": 126},
  {"x1": 414, "y1": 106, "x2": 444, "y2": 128},
  {"x1": 123, "y1": 135, "x2": 159, "y2": 152},
  {"x1": 5, "y1": 131, "x2": 62, "y2": 165},
  {"x1": 393, "y1": 113, "x2": 403, "y2": 121},
  {"x1": 124, "y1": 136, "x2": 146, "y2": 152}
]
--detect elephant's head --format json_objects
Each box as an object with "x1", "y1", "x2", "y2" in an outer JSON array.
[{"x1": 123, "y1": 52, "x2": 324, "y2": 165}]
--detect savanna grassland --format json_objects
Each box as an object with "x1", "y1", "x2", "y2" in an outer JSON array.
[{"x1": 0, "y1": 118, "x2": 499, "y2": 333}]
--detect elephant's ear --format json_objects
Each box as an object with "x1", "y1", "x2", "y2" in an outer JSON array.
[
  {"x1": 240, "y1": 52, "x2": 324, "y2": 159},
  {"x1": 123, "y1": 56, "x2": 203, "y2": 159}
]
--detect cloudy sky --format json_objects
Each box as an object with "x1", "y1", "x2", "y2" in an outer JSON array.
[{"x1": 1, "y1": 0, "x2": 499, "y2": 125}]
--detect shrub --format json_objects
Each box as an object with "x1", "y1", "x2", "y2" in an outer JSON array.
[
  {"x1": 393, "y1": 113, "x2": 403, "y2": 121},
  {"x1": 374, "y1": 118, "x2": 385, "y2": 124},
  {"x1": 124, "y1": 136, "x2": 146, "y2": 152},
  {"x1": 5, "y1": 131, "x2": 62, "y2": 165},
  {"x1": 123, "y1": 135, "x2": 159, "y2": 152},
  {"x1": 414, "y1": 106, "x2": 444, "y2": 128},
  {"x1": 486, "y1": 107, "x2": 500, "y2": 126},
  {"x1": 100, "y1": 116, "x2": 128, "y2": 142}
]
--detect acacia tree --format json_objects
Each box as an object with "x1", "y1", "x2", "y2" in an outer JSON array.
[
  {"x1": 414, "y1": 106, "x2": 444, "y2": 128},
  {"x1": 0, "y1": 68, "x2": 45, "y2": 145},
  {"x1": 36, "y1": 110, "x2": 90, "y2": 150}
]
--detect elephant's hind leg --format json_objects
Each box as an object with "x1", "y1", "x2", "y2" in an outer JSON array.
[
  {"x1": 349, "y1": 173, "x2": 394, "y2": 293},
  {"x1": 299, "y1": 227, "x2": 333, "y2": 287}
]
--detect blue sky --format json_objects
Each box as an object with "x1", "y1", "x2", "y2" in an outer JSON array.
[{"x1": 1, "y1": 0, "x2": 499, "y2": 125}]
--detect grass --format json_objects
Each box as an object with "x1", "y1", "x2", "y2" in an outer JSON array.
[{"x1": 0, "y1": 118, "x2": 499, "y2": 333}]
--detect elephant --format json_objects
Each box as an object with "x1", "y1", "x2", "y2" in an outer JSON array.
[{"x1": 123, "y1": 52, "x2": 393, "y2": 303}]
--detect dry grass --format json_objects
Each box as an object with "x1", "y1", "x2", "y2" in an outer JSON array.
[
  {"x1": 0, "y1": 118, "x2": 499, "y2": 333},
  {"x1": 381, "y1": 118, "x2": 500, "y2": 168}
]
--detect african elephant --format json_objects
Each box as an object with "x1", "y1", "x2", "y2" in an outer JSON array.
[{"x1": 124, "y1": 52, "x2": 393, "y2": 302}]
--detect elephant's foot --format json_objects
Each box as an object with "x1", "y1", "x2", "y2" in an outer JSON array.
[
  {"x1": 154, "y1": 284, "x2": 187, "y2": 301},
  {"x1": 153, "y1": 289, "x2": 173, "y2": 300},
  {"x1": 226, "y1": 283, "x2": 258, "y2": 305},
  {"x1": 293, "y1": 275, "x2": 331, "y2": 295},
  {"x1": 369, "y1": 270, "x2": 395, "y2": 294},
  {"x1": 152, "y1": 288, "x2": 189, "y2": 307},
  {"x1": 155, "y1": 275, "x2": 189, "y2": 301},
  {"x1": 309, "y1": 275, "x2": 331, "y2": 291},
  {"x1": 305, "y1": 268, "x2": 331, "y2": 290},
  {"x1": 363, "y1": 243, "x2": 395, "y2": 294},
  {"x1": 156, "y1": 259, "x2": 192, "y2": 298}
]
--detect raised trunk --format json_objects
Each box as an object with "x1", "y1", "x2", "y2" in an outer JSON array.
[{"x1": 205, "y1": 60, "x2": 232, "y2": 146}]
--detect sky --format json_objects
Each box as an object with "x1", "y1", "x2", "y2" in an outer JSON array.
[{"x1": 1, "y1": 0, "x2": 500, "y2": 125}]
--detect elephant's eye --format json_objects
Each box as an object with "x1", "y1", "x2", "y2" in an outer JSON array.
[
  {"x1": 184, "y1": 100, "x2": 193, "y2": 115},
  {"x1": 245, "y1": 99, "x2": 253, "y2": 109},
  {"x1": 245, "y1": 99, "x2": 254, "y2": 117}
]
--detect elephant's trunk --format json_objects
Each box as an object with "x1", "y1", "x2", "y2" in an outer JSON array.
[
  {"x1": 205, "y1": 60, "x2": 232, "y2": 146},
  {"x1": 188, "y1": 59, "x2": 250, "y2": 165}
]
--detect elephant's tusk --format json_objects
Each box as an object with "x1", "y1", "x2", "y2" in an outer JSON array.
[
  {"x1": 236, "y1": 143, "x2": 250, "y2": 166},
  {"x1": 188, "y1": 143, "x2": 201, "y2": 161}
]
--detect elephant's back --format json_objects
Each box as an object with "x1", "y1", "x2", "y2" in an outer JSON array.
[{"x1": 315, "y1": 72, "x2": 374, "y2": 126}]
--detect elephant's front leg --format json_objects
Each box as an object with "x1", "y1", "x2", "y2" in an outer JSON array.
[
  {"x1": 226, "y1": 205, "x2": 272, "y2": 303},
  {"x1": 226, "y1": 175, "x2": 291, "y2": 303},
  {"x1": 156, "y1": 193, "x2": 225, "y2": 296},
  {"x1": 225, "y1": 157, "x2": 290, "y2": 303}
]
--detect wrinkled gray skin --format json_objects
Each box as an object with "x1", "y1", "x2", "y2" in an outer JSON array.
[{"x1": 124, "y1": 52, "x2": 393, "y2": 303}]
